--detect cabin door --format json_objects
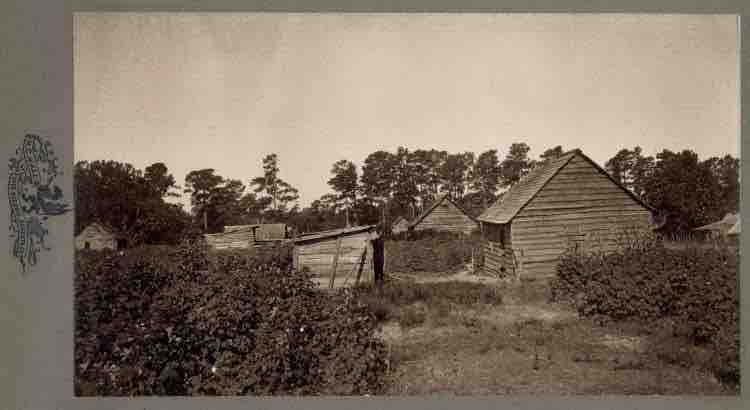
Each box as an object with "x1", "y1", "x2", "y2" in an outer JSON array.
[{"x1": 372, "y1": 237, "x2": 385, "y2": 283}]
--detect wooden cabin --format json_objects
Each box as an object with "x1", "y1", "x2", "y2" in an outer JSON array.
[
  {"x1": 477, "y1": 149, "x2": 655, "y2": 279},
  {"x1": 694, "y1": 213, "x2": 739, "y2": 239},
  {"x1": 204, "y1": 225, "x2": 258, "y2": 250},
  {"x1": 292, "y1": 225, "x2": 383, "y2": 288},
  {"x1": 75, "y1": 222, "x2": 126, "y2": 250},
  {"x1": 205, "y1": 223, "x2": 288, "y2": 250},
  {"x1": 391, "y1": 217, "x2": 410, "y2": 234},
  {"x1": 408, "y1": 194, "x2": 478, "y2": 235}
]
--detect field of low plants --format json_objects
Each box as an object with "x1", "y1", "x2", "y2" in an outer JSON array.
[
  {"x1": 550, "y1": 238, "x2": 740, "y2": 389},
  {"x1": 74, "y1": 239, "x2": 388, "y2": 396},
  {"x1": 385, "y1": 230, "x2": 479, "y2": 274}
]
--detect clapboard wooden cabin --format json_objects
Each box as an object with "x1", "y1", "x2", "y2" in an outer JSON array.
[
  {"x1": 408, "y1": 194, "x2": 478, "y2": 235},
  {"x1": 391, "y1": 217, "x2": 410, "y2": 234},
  {"x1": 477, "y1": 149, "x2": 655, "y2": 279},
  {"x1": 204, "y1": 224, "x2": 288, "y2": 250},
  {"x1": 292, "y1": 225, "x2": 382, "y2": 287},
  {"x1": 75, "y1": 222, "x2": 126, "y2": 250}
]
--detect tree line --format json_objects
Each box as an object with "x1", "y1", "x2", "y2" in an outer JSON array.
[{"x1": 74, "y1": 143, "x2": 739, "y2": 246}]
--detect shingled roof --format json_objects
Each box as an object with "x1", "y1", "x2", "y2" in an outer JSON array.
[{"x1": 477, "y1": 149, "x2": 654, "y2": 224}]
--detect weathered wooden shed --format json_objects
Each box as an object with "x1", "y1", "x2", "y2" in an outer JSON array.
[
  {"x1": 205, "y1": 223, "x2": 288, "y2": 250},
  {"x1": 477, "y1": 149, "x2": 656, "y2": 279},
  {"x1": 391, "y1": 217, "x2": 410, "y2": 234},
  {"x1": 75, "y1": 222, "x2": 126, "y2": 251},
  {"x1": 694, "y1": 213, "x2": 738, "y2": 238},
  {"x1": 292, "y1": 225, "x2": 382, "y2": 287},
  {"x1": 408, "y1": 194, "x2": 478, "y2": 235}
]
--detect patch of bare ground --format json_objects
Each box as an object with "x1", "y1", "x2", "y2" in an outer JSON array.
[{"x1": 376, "y1": 275, "x2": 730, "y2": 396}]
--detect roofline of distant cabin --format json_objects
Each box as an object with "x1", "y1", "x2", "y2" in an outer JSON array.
[
  {"x1": 292, "y1": 225, "x2": 378, "y2": 244},
  {"x1": 476, "y1": 150, "x2": 578, "y2": 224},
  {"x1": 408, "y1": 193, "x2": 476, "y2": 229},
  {"x1": 476, "y1": 148, "x2": 656, "y2": 225}
]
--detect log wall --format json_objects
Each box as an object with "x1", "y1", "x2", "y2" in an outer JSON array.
[{"x1": 480, "y1": 240, "x2": 516, "y2": 278}]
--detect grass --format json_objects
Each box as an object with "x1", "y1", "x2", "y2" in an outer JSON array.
[{"x1": 364, "y1": 278, "x2": 733, "y2": 396}]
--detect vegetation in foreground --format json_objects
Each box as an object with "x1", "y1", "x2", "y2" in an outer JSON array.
[
  {"x1": 368, "y1": 278, "x2": 734, "y2": 396},
  {"x1": 75, "y1": 232, "x2": 739, "y2": 396},
  {"x1": 75, "y1": 240, "x2": 387, "y2": 396},
  {"x1": 384, "y1": 230, "x2": 479, "y2": 275},
  {"x1": 550, "y1": 238, "x2": 740, "y2": 389}
]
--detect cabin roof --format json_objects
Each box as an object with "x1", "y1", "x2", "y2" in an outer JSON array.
[
  {"x1": 728, "y1": 218, "x2": 741, "y2": 235},
  {"x1": 477, "y1": 149, "x2": 655, "y2": 224},
  {"x1": 694, "y1": 213, "x2": 739, "y2": 232},
  {"x1": 223, "y1": 224, "x2": 260, "y2": 234},
  {"x1": 292, "y1": 225, "x2": 377, "y2": 244},
  {"x1": 392, "y1": 216, "x2": 407, "y2": 224},
  {"x1": 77, "y1": 221, "x2": 122, "y2": 238},
  {"x1": 408, "y1": 193, "x2": 475, "y2": 229}
]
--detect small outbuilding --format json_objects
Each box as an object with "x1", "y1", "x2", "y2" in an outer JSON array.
[
  {"x1": 75, "y1": 222, "x2": 126, "y2": 250},
  {"x1": 408, "y1": 194, "x2": 478, "y2": 235},
  {"x1": 694, "y1": 213, "x2": 739, "y2": 238},
  {"x1": 727, "y1": 218, "x2": 740, "y2": 236},
  {"x1": 477, "y1": 149, "x2": 656, "y2": 280},
  {"x1": 391, "y1": 216, "x2": 410, "y2": 234},
  {"x1": 292, "y1": 225, "x2": 383, "y2": 288},
  {"x1": 205, "y1": 223, "x2": 288, "y2": 250}
]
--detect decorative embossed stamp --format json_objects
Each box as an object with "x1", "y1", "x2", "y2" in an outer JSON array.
[{"x1": 8, "y1": 134, "x2": 70, "y2": 272}]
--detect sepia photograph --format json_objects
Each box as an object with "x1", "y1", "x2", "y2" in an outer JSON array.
[{"x1": 73, "y1": 13, "x2": 739, "y2": 396}]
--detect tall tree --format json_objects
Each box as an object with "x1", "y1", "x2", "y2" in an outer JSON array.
[
  {"x1": 250, "y1": 154, "x2": 300, "y2": 218},
  {"x1": 439, "y1": 152, "x2": 474, "y2": 201},
  {"x1": 499, "y1": 142, "x2": 534, "y2": 188},
  {"x1": 409, "y1": 149, "x2": 447, "y2": 210},
  {"x1": 184, "y1": 169, "x2": 245, "y2": 233},
  {"x1": 702, "y1": 154, "x2": 740, "y2": 215},
  {"x1": 641, "y1": 149, "x2": 720, "y2": 233},
  {"x1": 392, "y1": 147, "x2": 420, "y2": 218},
  {"x1": 469, "y1": 149, "x2": 501, "y2": 209},
  {"x1": 237, "y1": 192, "x2": 271, "y2": 224},
  {"x1": 539, "y1": 145, "x2": 565, "y2": 162},
  {"x1": 605, "y1": 146, "x2": 654, "y2": 197},
  {"x1": 361, "y1": 150, "x2": 398, "y2": 225},
  {"x1": 75, "y1": 160, "x2": 190, "y2": 244},
  {"x1": 327, "y1": 159, "x2": 359, "y2": 226}
]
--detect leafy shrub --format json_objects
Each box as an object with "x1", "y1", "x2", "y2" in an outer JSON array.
[
  {"x1": 385, "y1": 234, "x2": 477, "y2": 274},
  {"x1": 550, "y1": 240, "x2": 739, "y2": 388},
  {"x1": 75, "y1": 239, "x2": 387, "y2": 396}
]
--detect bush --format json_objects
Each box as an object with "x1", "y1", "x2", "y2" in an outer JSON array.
[
  {"x1": 385, "y1": 232, "x2": 478, "y2": 274},
  {"x1": 550, "y1": 240, "x2": 739, "y2": 388},
  {"x1": 75, "y1": 240, "x2": 387, "y2": 396}
]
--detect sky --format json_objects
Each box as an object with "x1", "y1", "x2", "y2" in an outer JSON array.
[{"x1": 74, "y1": 13, "x2": 739, "y2": 209}]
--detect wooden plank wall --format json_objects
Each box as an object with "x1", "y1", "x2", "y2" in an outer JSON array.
[
  {"x1": 295, "y1": 232, "x2": 375, "y2": 283},
  {"x1": 413, "y1": 200, "x2": 477, "y2": 235},
  {"x1": 204, "y1": 230, "x2": 254, "y2": 250},
  {"x1": 481, "y1": 240, "x2": 516, "y2": 278},
  {"x1": 511, "y1": 154, "x2": 653, "y2": 278}
]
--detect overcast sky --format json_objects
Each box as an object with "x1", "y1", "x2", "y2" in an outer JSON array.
[{"x1": 74, "y1": 13, "x2": 739, "y2": 209}]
